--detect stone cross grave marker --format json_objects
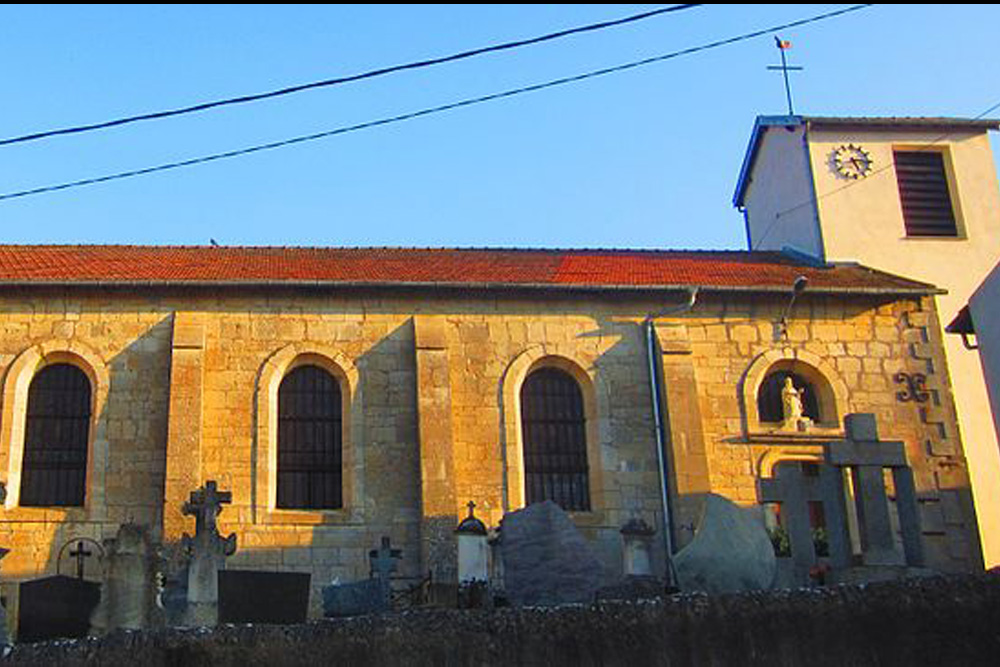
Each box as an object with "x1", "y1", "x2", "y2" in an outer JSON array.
[
  {"x1": 180, "y1": 480, "x2": 237, "y2": 626},
  {"x1": 69, "y1": 541, "x2": 93, "y2": 580},
  {"x1": 825, "y1": 413, "x2": 924, "y2": 567},
  {"x1": 369, "y1": 536, "x2": 402, "y2": 598},
  {"x1": 758, "y1": 462, "x2": 852, "y2": 583},
  {"x1": 183, "y1": 480, "x2": 232, "y2": 541}
]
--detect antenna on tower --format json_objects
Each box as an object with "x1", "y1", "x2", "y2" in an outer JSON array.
[{"x1": 767, "y1": 36, "x2": 803, "y2": 115}]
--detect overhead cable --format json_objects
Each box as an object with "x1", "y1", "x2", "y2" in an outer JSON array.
[
  {"x1": 0, "y1": 5, "x2": 872, "y2": 203},
  {"x1": 0, "y1": 5, "x2": 701, "y2": 148}
]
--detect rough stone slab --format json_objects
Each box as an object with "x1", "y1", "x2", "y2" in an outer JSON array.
[
  {"x1": 673, "y1": 493, "x2": 776, "y2": 594},
  {"x1": 499, "y1": 501, "x2": 609, "y2": 607}
]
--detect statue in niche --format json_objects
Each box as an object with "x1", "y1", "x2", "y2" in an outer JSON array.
[{"x1": 781, "y1": 376, "x2": 813, "y2": 431}]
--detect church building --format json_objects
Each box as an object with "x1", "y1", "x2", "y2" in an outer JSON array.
[{"x1": 0, "y1": 114, "x2": 995, "y2": 625}]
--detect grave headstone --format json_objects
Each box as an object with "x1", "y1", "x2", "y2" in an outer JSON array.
[
  {"x1": 498, "y1": 500, "x2": 609, "y2": 607},
  {"x1": 758, "y1": 462, "x2": 851, "y2": 585},
  {"x1": 620, "y1": 517, "x2": 656, "y2": 577},
  {"x1": 218, "y1": 570, "x2": 311, "y2": 625},
  {"x1": 321, "y1": 578, "x2": 388, "y2": 618},
  {"x1": 673, "y1": 493, "x2": 776, "y2": 594},
  {"x1": 180, "y1": 480, "x2": 237, "y2": 626},
  {"x1": 826, "y1": 413, "x2": 924, "y2": 568},
  {"x1": 17, "y1": 575, "x2": 100, "y2": 643},
  {"x1": 90, "y1": 522, "x2": 165, "y2": 635},
  {"x1": 321, "y1": 536, "x2": 403, "y2": 617},
  {"x1": 56, "y1": 537, "x2": 103, "y2": 582},
  {"x1": 455, "y1": 501, "x2": 489, "y2": 585}
]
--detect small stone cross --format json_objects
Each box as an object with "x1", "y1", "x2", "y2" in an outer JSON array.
[
  {"x1": 182, "y1": 480, "x2": 232, "y2": 539},
  {"x1": 69, "y1": 540, "x2": 93, "y2": 580},
  {"x1": 368, "y1": 536, "x2": 402, "y2": 583}
]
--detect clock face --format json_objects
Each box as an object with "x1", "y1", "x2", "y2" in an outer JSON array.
[{"x1": 833, "y1": 144, "x2": 873, "y2": 179}]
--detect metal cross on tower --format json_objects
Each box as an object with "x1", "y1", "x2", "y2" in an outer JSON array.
[{"x1": 767, "y1": 36, "x2": 803, "y2": 116}]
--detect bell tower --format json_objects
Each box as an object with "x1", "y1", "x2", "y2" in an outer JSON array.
[{"x1": 733, "y1": 115, "x2": 1000, "y2": 567}]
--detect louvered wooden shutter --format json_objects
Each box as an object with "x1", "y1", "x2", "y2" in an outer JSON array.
[{"x1": 894, "y1": 151, "x2": 958, "y2": 237}]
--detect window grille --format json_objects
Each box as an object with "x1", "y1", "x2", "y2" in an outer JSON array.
[
  {"x1": 520, "y1": 367, "x2": 590, "y2": 511},
  {"x1": 894, "y1": 151, "x2": 958, "y2": 237},
  {"x1": 276, "y1": 365, "x2": 343, "y2": 510},
  {"x1": 757, "y1": 371, "x2": 820, "y2": 423},
  {"x1": 21, "y1": 364, "x2": 92, "y2": 507}
]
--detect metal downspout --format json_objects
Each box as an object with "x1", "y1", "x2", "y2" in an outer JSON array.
[{"x1": 645, "y1": 288, "x2": 698, "y2": 586}]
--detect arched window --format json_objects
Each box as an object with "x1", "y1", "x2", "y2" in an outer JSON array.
[
  {"x1": 757, "y1": 370, "x2": 821, "y2": 424},
  {"x1": 520, "y1": 367, "x2": 590, "y2": 511},
  {"x1": 276, "y1": 365, "x2": 343, "y2": 510},
  {"x1": 21, "y1": 364, "x2": 92, "y2": 507}
]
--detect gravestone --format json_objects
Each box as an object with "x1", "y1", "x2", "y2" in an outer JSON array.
[
  {"x1": 17, "y1": 575, "x2": 100, "y2": 643},
  {"x1": 90, "y1": 522, "x2": 165, "y2": 635},
  {"x1": 758, "y1": 462, "x2": 851, "y2": 585},
  {"x1": 180, "y1": 480, "x2": 237, "y2": 626},
  {"x1": 826, "y1": 414, "x2": 924, "y2": 568},
  {"x1": 673, "y1": 493, "x2": 776, "y2": 595},
  {"x1": 322, "y1": 536, "x2": 403, "y2": 617},
  {"x1": 498, "y1": 500, "x2": 609, "y2": 607},
  {"x1": 822, "y1": 413, "x2": 928, "y2": 584},
  {"x1": 322, "y1": 578, "x2": 387, "y2": 618},
  {"x1": 218, "y1": 570, "x2": 311, "y2": 624},
  {"x1": 56, "y1": 538, "x2": 103, "y2": 582}
]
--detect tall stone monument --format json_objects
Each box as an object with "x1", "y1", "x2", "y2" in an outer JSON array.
[
  {"x1": 180, "y1": 481, "x2": 237, "y2": 626},
  {"x1": 90, "y1": 522, "x2": 165, "y2": 634}
]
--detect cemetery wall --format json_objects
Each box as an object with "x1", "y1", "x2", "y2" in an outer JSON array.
[
  {"x1": 0, "y1": 286, "x2": 982, "y2": 625},
  {"x1": 7, "y1": 571, "x2": 1000, "y2": 666}
]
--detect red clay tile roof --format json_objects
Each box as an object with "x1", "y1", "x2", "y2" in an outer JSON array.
[{"x1": 0, "y1": 245, "x2": 938, "y2": 294}]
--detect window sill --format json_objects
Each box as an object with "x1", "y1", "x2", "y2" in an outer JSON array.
[
  {"x1": 900, "y1": 234, "x2": 965, "y2": 241},
  {"x1": 257, "y1": 506, "x2": 363, "y2": 526},
  {"x1": 745, "y1": 424, "x2": 844, "y2": 445},
  {"x1": 0, "y1": 505, "x2": 94, "y2": 523}
]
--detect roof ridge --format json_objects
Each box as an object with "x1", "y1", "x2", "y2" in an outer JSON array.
[{"x1": 0, "y1": 243, "x2": 779, "y2": 256}]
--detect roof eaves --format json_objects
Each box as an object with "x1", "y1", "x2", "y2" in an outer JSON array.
[{"x1": 0, "y1": 277, "x2": 945, "y2": 297}]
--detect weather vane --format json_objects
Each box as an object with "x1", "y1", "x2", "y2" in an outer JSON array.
[{"x1": 767, "y1": 36, "x2": 803, "y2": 116}]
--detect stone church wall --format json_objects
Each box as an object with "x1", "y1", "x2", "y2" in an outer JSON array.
[{"x1": 0, "y1": 286, "x2": 982, "y2": 621}]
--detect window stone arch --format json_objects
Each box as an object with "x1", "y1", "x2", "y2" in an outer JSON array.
[
  {"x1": 499, "y1": 345, "x2": 607, "y2": 515},
  {"x1": 253, "y1": 343, "x2": 362, "y2": 524},
  {"x1": 0, "y1": 339, "x2": 110, "y2": 519},
  {"x1": 741, "y1": 348, "x2": 849, "y2": 436}
]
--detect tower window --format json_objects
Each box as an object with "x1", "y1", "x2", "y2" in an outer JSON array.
[{"x1": 894, "y1": 151, "x2": 958, "y2": 237}]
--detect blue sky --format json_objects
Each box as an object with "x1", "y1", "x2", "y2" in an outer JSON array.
[{"x1": 1, "y1": 4, "x2": 998, "y2": 250}]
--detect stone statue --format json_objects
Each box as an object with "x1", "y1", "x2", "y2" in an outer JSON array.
[{"x1": 781, "y1": 376, "x2": 812, "y2": 429}]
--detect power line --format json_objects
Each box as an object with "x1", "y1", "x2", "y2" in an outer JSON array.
[
  {"x1": 0, "y1": 5, "x2": 701, "y2": 148},
  {"x1": 0, "y1": 4, "x2": 872, "y2": 204}
]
